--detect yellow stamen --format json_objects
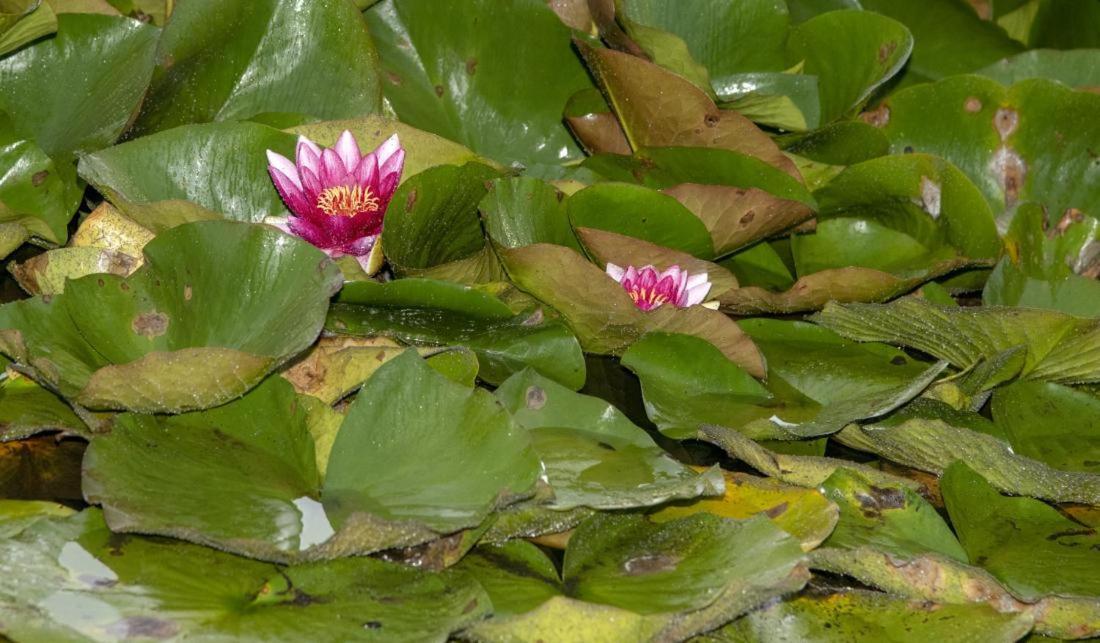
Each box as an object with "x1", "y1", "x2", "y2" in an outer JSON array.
[{"x1": 316, "y1": 185, "x2": 380, "y2": 217}]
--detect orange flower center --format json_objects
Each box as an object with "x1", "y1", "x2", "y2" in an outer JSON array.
[{"x1": 316, "y1": 185, "x2": 380, "y2": 217}]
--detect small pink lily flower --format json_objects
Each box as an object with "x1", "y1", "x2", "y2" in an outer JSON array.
[
  {"x1": 606, "y1": 263, "x2": 711, "y2": 311},
  {"x1": 266, "y1": 130, "x2": 405, "y2": 271}
]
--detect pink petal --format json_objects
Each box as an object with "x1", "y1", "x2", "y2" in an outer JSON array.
[
  {"x1": 606, "y1": 263, "x2": 625, "y2": 282},
  {"x1": 287, "y1": 216, "x2": 335, "y2": 249},
  {"x1": 320, "y1": 148, "x2": 351, "y2": 186},
  {"x1": 355, "y1": 153, "x2": 379, "y2": 191},
  {"x1": 682, "y1": 280, "x2": 712, "y2": 307},
  {"x1": 373, "y1": 134, "x2": 402, "y2": 166},
  {"x1": 334, "y1": 130, "x2": 362, "y2": 173},
  {"x1": 339, "y1": 234, "x2": 378, "y2": 257},
  {"x1": 266, "y1": 150, "x2": 301, "y2": 190},
  {"x1": 376, "y1": 148, "x2": 406, "y2": 201},
  {"x1": 296, "y1": 136, "x2": 322, "y2": 175},
  {"x1": 269, "y1": 167, "x2": 312, "y2": 217}
]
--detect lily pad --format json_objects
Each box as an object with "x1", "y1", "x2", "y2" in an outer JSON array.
[
  {"x1": 819, "y1": 468, "x2": 967, "y2": 562},
  {"x1": 494, "y1": 368, "x2": 723, "y2": 510},
  {"x1": 326, "y1": 278, "x2": 585, "y2": 389},
  {"x1": 0, "y1": 370, "x2": 85, "y2": 441},
  {"x1": 879, "y1": 76, "x2": 1100, "y2": 220},
  {"x1": 943, "y1": 461, "x2": 1100, "y2": 600},
  {"x1": 479, "y1": 176, "x2": 581, "y2": 252},
  {"x1": 815, "y1": 296, "x2": 1100, "y2": 384},
  {"x1": 991, "y1": 380, "x2": 1100, "y2": 474},
  {"x1": 0, "y1": 220, "x2": 342, "y2": 412},
  {"x1": 501, "y1": 243, "x2": 766, "y2": 377},
  {"x1": 0, "y1": 507, "x2": 490, "y2": 641},
  {"x1": 0, "y1": 0, "x2": 56, "y2": 56},
  {"x1": 976, "y1": 49, "x2": 1100, "y2": 88},
  {"x1": 575, "y1": 40, "x2": 800, "y2": 177},
  {"x1": 128, "y1": 0, "x2": 382, "y2": 136},
  {"x1": 709, "y1": 589, "x2": 1034, "y2": 643},
  {"x1": 0, "y1": 13, "x2": 157, "y2": 160},
  {"x1": 651, "y1": 469, "x2": 839, "y2": 551},
  {"x1": 365, "y1": 0, "x2": 591, "y2": 166}
]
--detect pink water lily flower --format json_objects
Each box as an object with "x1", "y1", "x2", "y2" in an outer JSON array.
[
  {"x1": 606, "y1": 263, "x2": 711, "y2": 311},
  {"x1": 266, "y1": 130, "x2": 405, "y2": 270}
]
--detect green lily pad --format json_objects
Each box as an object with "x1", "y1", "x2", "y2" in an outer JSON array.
[
  {"x1": 575, "y1": 40, "x2": 800, "y2": 177},
  {"x1": 323, "y1": 350, "x2": 541, "y2": 537},
  {"x1": 0, "y1": 13, "x2": 156, "y2": 161},
  {"x1": 501, "y1": 243, "x2": 766, "y2": 378},
  {"x1": 781, "y1": 120, "x2": 891, "y2": 167},
  {"x1": 128, "y1": 0, "x2": 382, "y2": 136},
  {"x1": 0, "y1": 220, "x2": 341, "y2": 412},
  {"x1": 0, "y1": 371, "x2": 85, "y2": 441},
  {"x1": 861, "y1": 0, "x2": 1023, "y2": 88},
  {"x1": 456, "y1": 540, "x2": 563, "y2": 616},
  {"x1": 494, "y1": 368, "x2": 723, "y2": 510},
  {"x1": 365, "y1": 0, "x2": 591, "y2": 166},
  {"x1": 479, "y1": 176, "x2": 581, "y2": 252},
  {"x1": 992, "y1": 381, "x2": 1100, "y2": 474},
  {"x1": 836, "y1": 398, "x2": 1100, "y2": 504},
  {"x1": 785, "y1": 10, "x2": 913, "y2": 123},
  {"x1": 0, "y1": 507, "x2": 490, "y2": 641},
  {"x1": 718, "y1": 259, "x2": 975, "y2": 314},
  {"x1": 651, "y1": 469, "x2": 839, "y2": 551},
  {"x1": 943, "y1": 461, "x2": 1100, "y2": 600},
  {"x1": 879, "y1": 76, "x2": 1100, "y2": 220},
  {"x1": 567, "y1": 182, "x2": 715, "y2": 258},
  {"x1": 816, "y1": 296, "x2": 1100, "y2": 384},
  {"x1": 0, "y1": 0, "x2": 56, "y2": 56},
  {"x1": 708, "y1": 589, "x2": 1034, "y2": 643},
  {"x1": 326, "y1": 278, "x2": 585, "y2": 389},
  {"x1": 87, "y1": 351, "x2": 543, "y2": 561},
  {"x1": 976, "y1": 49, "x2": 1100, "y2": 88},
  {"x1": 803, "y1": 152, "x2": 1001, "y2": 285},
  {"x1": 380, "y1": 162, "x2": 500, "y2": 272},
  {"x1": 819, "y1": 468, "x2": 967, "y2": 562},
  {"x1": 620, "y1": 332, "x2": 774, "y2": 439},
  {"x1": 983, "y1": 202, "x2": 1100, "y2": 316},
  {"x1": 0, "y1": 115, "x2": 80, "y2": 249}
]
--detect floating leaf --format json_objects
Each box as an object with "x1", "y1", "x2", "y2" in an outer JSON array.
[
  {"x1": 991, "y1": 381, "x2": 1100, "y2": 474},
  {"x1": 129, "y1": 0, "x2": 382, "y2": 136},
  {"x1": 479, "y1": 176, "x2": 581, "y2": 252},
  {"x1": 502, "y1": 243, "x2": 766, "y2": 377},
  {"x1": 365, "y1": 0, "x2": 591, "y2": 166},
  {"x1": 943, "y1": 462, "x2": 1100, "y2": 600},
  {"x1": 494, "y1": 369, "x2": 723, "y2": 510},
  {"x1": 326, "y1": 278, "x2": 585, "y2": 389},
  {"x1": 0, "y1": 508, "x2": 490, "y2": 641},
  {"x1": 0, "y1": 371, "x2": 85, "y2": 441},
  {"x1": 0, "y1": 220, "x2": 341, "y2": 412},
  {"x1": 0, "y1": 0, "x2": 56, "y2": 56},
  {"x1": 815, "y1": 296, "x2": 1100, "y2": 384}
]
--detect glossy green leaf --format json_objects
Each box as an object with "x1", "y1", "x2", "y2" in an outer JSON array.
[
  {"x1": 365, "y1": 0, "x2": 590, "y2": 166},
  {"x1": 0, "y1": 13, "x2": 157, "y2": 160},
  {"x1": 323, "y1": 350, "x2": 541, "y2": 535},
  {"x1": 0, "y1": 508, "x2": 489, "y2": 641},
  {"x1": 816, "y1": 296, "x2": 1100, "y2": 385},
  {"x1": 479, "y1": 176, "x2": 581, "y2": 252},
  {"x1": 0, "y1": 115, "x2": 81, "y2": 248},
  {"x1": 494, "y1": 368, "x2": 723, "y2": 509},
  {"x1": 380, "y1": 162, "x2": 500, "y2": 272},
  {"x1": 326, "y1": 278, "x2": 585, "y2": 389},
  {"x1": 983, "y1": 202, "x2": 1100, "y2": 316},
  {"x1": 567, "y1": 183, "x2": 715, "y2": 258},
  {"x1": 785, "y1": 10, "x2": 912, "y2": 123},
  {"x1": 880, "y1": 76, "x2": 1100, "y2": 220},
  {"x1": 861, "y1": 0, "x2": 1023, "y2": 88},
  {"x1": 0, "y1": 0, "x2": 56, "y2": 57},
  {"x1": 501, "y1": 243, "x2": 766, "y2": 378},
  {"x1": 819, "y1": 468, "x2": 967, "y2": 562},
  {"x1": 456, "y1": 540, "x2": 562, "y2": 616},
  {"x1": 976, "y1": 49, "x2": 1100, "y2": 88},
  {"x1": 0, "y1": 371, "x2": 85, "y2": 441},
  {"x1": 836, "y1": 399, "x2": 1100, "y2": 504},
  {"x1": 943, "y1": 462, "x2": 1100, "y2": 600},
  {"x1": 709, "y1": 589, "x2": 1033, "y2": 643},
  {"x1": 129, "y1": 0, "x2": 381, "y2": 136},
  {"x1": 992, "y1": 381, "x2": 1100, "y2": 474},
  {"x1": 0, "y1": 220, "x2": 341, "y2": 412}
]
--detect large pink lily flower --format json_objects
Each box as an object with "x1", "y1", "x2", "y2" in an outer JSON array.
[
  {"x1": 606, "y1": 263, "x2": 711, "y2": 311},
  {"x1": 266, "y1": 130, "x2": 405, "y2": 271}
]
